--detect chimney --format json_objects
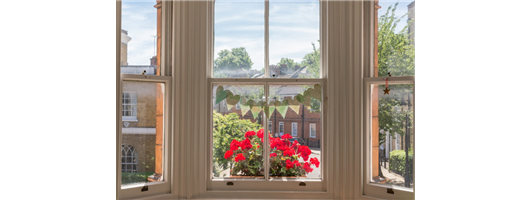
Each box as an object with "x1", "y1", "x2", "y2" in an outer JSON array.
[
  {"x1": 121, "y1": 29, "x2": 132, "y2": 66},
  {"x1": 150, "y1": 56, "x2": 157, "y2": 66}
]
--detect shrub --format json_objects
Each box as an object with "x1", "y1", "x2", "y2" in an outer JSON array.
[
  {"x1": 213, "y1": 112, "x2": 263, "y2": 172},
  {"x1": 389, "y1": 150, "x2": 413, "y2": 176},
  {"x1": 121, "y1": 172, "x2": 154, "y2": 185}
]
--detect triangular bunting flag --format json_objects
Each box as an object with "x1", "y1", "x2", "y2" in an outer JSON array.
[
  {"x1": 226, "y1": 94, "x2": 240, "y2": 111},
  {"x1": 250, "y1": 105, "x2": 262, "y2": 119},
  {"x1": 286, "y1": 98, "x2": 301, "y2": 115},
  {"x1": 265, "y1": 102, "x2": 275, "y2": 120},
  {"x1": 240, "y1": 97, "x2": 250, "y2": 117},
  {"x1": 274, "y1": 99, "x2": 288, "y2": 119}
]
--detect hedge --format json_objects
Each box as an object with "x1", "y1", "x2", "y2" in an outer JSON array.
[
  {"x1": 389, "y1": 150, "x2": 413, "y2": 176},
  {"x1": 121, "y1": 172, "x2": 154, "y2": 185}
]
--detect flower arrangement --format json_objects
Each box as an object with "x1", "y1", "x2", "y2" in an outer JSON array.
[{"x1": 224, "y1": 128, "x2": 320, "y2": 177}]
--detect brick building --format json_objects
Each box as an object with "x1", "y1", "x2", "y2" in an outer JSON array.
[{"x1": 120, "y1": 27, "x2": 160, "y2": 175}]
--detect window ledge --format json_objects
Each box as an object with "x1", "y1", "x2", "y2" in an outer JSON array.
[
  {"x1": 122, "y1": 118, "x2": 139, "y2": 122},
  {"x1": 122, "y1": 127, "x2": 156, "y2": 134}
]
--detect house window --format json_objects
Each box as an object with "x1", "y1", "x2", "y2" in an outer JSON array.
[
  {"x1": 122, "y1": 92, "x2": 137, "y2": 121},
  {"x1": 292, "y1": 122, "x2": 297, "y2": 136},
  {"x1": 269, "y1": 121, "x2": 272, "y2": 134},
  {"x1": 118, "y1": 0, "x2": 172, "y2": 198},
  {"x1": 210, "y1": 0, "x2": 323, "y2": 191},
  {"x1": 121, "y1": 144, "x2": 138, "y2": 172},
  {"x1": 309, "y1": 123, "x2": 316, "y2": 138},
  {"x1": 363, "y1": 1, "x2": 415, "y2": 199}
]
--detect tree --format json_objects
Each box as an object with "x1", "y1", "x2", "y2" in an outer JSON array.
[
  {"x1": 377, "y1": 3, "x2": 415, "y2": 77},
  {"x1": 277, "y1": 58, "x2": 297, "y2": 70},
  {"x1": 214, "y1": 47, "x2": 254, "y2": 78},
  {"x1": 301, "y1": 41, "x2": 320, "y2": 78}
]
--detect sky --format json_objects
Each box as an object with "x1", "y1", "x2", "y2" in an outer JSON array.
[
  {"x1": 215, "y1": 0, "x2": 320, "y2": 71},
  {"x1": 121, "y1": 0, "x2": 412, "y2": 68}
]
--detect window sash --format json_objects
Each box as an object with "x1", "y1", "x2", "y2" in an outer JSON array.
[
  {"x1": 204, "y1": 0, "x2": 329, "y2": 196},
  {"x1": 209, "y1": 80, "x2": 325, "y2": 191},
  {"x1": 362, "y1": 77, "x2": 415, "y2": 199}
]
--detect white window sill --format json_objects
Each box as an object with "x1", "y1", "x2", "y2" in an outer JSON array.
[
  {"x1": 122, "y1": 127, "x2": 156, "y2": 134},
  {"x1": 122, "y1": 118, "x2": 139, "y2": 122}
]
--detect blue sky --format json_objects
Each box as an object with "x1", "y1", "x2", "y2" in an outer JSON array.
[
  {"x1": 122, "y1": 0, "x2": 412, "y2": 67},
  {"x1": 215, "y1": 0, "x2": 320, "y2": 71}
]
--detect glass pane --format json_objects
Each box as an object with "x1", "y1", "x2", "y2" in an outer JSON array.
[
  {"x1": 121, "y1": 81, "x2": 165, "y2": 187},
  {"x1": 213, "y1": 85, "x2": 265, "y2": 178},
  {"x1": 269, "y1": 0, "x2": 320, "y2": 78},
  {"x1": 377, "y1": 1, "x2": 415, "y2": 77},
  {"x1": 268, "y1": 84, "x2": 321, "y2": 179},
  {"x1": 214, "y1": 0, "x2": 265, "y2": 78},
  {"x1": 121, "y1": 0, "x2": 162, "y2": 75},
  {"x1": 370, "y1": 83, "x2": 414, "y2": 189}
]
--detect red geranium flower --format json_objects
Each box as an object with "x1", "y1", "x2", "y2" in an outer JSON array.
[
  {"x1": 235, "y1": 153, "x2": 245, "y2": 162},
  {"x1": 230, "y1": 139, "x2": 240, "y2": 151},
  {"x1": 270, "y1": 153, "x2": 277, "y2": 157},
  {"x1": 224, "y1": 150, "x2": 233, "y2": 159},
  {"x1": 241, "y1": 138, "x2": 252, "y2": 150},
  {"x1": 303, "y1": 162, "x2": 313, "y2": 173},
  {"x1": 245, "y1": 130, "x2": 256, "y2": 138},
  {"x1": 281, "y1": 134, "x2": 292, "y2": 140},
  {"x1": 292, "y1": 140, "x2": 299, "y2": 147},
  {"x1": 286, "y1": 160, "x2": 294, "y2": 170},
  {"x1": 293, "y1": 160, "x2": 301, "y2": 167},
  {"x1": 257, "y1": 129, "x2": 264, "y2": 139},
  {"x1": 297, "y1": 145, "x2": 312, "y2": 161},
  {"x1": 283, "y1": 148, "x2": 295, "y2": 157},
  {"x1": 310, "y1": 157, "x2": 320, "y2": 168},
  {"x1": 270, "y1": 138, "x2": 280, "y2": 149}
]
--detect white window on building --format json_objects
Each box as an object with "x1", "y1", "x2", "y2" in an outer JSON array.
[
  {"x1": 292, "y1": 122, "x2": 297, "y2": 136},
  {"x1": 269, "y1": 121, "x2": 272, "y2": 134},
  {"x1": 310, "y1": 123, "x2": 316, "y2": 138},
  {"x1": 121, "y1": 144, "x2": 138, "y2": 173},
  {"x1": 118, "y1": 0, "x2": 172, "y2": 198},
  {"x1": 363, "y1": 1, "x2": 415, "y2": 199},
  {"x1": 279, "y1": 122, "x2": 284, "y2": 134},
  {"x1": 122, "y1": 92, "x2": 137, "y2": 121}
]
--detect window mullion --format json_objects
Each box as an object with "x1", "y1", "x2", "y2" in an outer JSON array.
[
  {"x1": 264, "y1": 82, "x2": 270, "y2": 180},
  {"x1": 264, "y1": 0, "x2": 269, "y2": 79}
]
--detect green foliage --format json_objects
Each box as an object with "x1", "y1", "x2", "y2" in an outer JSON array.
[
  {"x1": 214, "y1": 47, "x2": 254, "y2": 77},
  {"x1": 277, "y1": 58, "x2": 297, "y2": 70},
  {"x1": 230, "y1": 136, "x2": 264, "y2": 176},
  {"x1": 378, "y1": 87, "x2": 413, "y2": 146},
  {"x1": 213, "y1": 112, "x2": 263, "y2": 171},
  {"x1": 378, "y1": 3, "x2": 415, "y2": 77},
  {"x1": 121, "y1": 172, "x2": 154, "y2": 185},
  {"x1": 300, "y1": 41, "x2": 320, "y2": 78},
  {"x1": 389, "y1": 150, "x2": 413, "y2": 176}
]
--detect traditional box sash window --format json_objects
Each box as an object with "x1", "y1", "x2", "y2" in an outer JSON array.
[
  {"x1": 361, "y1": 1, "x2": 415, "y2": 199},
  {"x1": 117, "y1": 0, "x2": 173, "y2": 199}
]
